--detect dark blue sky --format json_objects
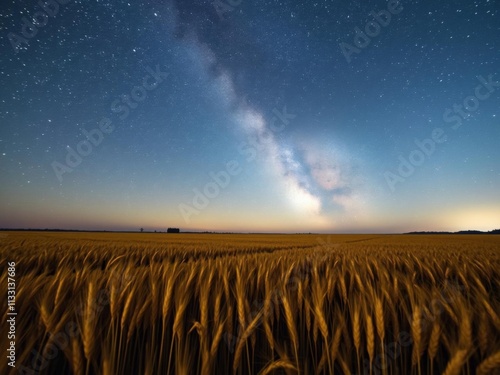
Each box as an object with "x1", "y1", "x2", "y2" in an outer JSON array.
[{"x1": 0, "y1": 0, "x2": 499, "y2": 232}]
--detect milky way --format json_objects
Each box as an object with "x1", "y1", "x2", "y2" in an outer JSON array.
[{"x1": 0, "y1": 0, "x2": 499, "y2": 232}]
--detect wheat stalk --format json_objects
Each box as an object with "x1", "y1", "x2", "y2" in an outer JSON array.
[
  {"x1": 210, "y1": 321, "x2": 225, "y2": 358},
  {"x1": 259, "y1": 359, "x2": 296, "y2": 375},
  {"x1": 442, "y1": 349, "x2": 468, "y2": 375},
  {"x1": 411, "y1": 305, "x2": 422, "y2": 366},
  {"x1": 482, "y1": 298, "x2": 500, "y2": 330},
  {"x1": 478, "y1": 310, "x2": 489, "y2": 354},
  {"x1": 374, "y1": 296, "x2": 385, "y2": 342},
  {"x1": 83, "y1": 280, "x2": 96, "y2": 361},
  {"x1": 162, "y1": 268, "x2": 176, "y2": 320},
  {"x1": 458, "y1": 304, "x2": 472, "y2": 352},
  {"x1": 282, "y1": 294, "x2": 299, "y2": 356},
  {"x1": 353, "y1": 302, "x2": 361, "y2": 352},
  {"x1": 71, "y1": 337, "x2": 84, "y2": 375},
  {"x1": 121, "y1": 283, "x2": 135, "y2": 331},
  {"x1": 233, "y1": 310, "x2": 264, "y2": 372},
  {"x1": 428, "y1": 318, "x2": 441, "y2": 361},
  {"x1": 330, "y1": 322, "x2": 343, "y2": 362},
  {"x1": 236, "y1": 268, "x2": 246, "y2": 331},
  {"x1": 366, "y1": 313, "x2": 375, "y2": 368},
  {"x1": 476, "y1": 350, "x2": 500, "y2": 375}
]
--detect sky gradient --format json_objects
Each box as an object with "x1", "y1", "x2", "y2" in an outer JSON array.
[{"x1": 0, "y1": 0, "x2": 499, "y2": 233}]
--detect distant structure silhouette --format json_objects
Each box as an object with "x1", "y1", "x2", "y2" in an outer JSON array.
[{"x1": 167, "y1": 228, "x2": 180, "y2": 233}]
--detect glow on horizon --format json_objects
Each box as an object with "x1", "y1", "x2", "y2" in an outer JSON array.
[
  {"x1": 442, "y1": 206, "x2": 500, "y2": 232},
  {"x1": 0, "y1": 179, "x2": 498, "y2": 232}
]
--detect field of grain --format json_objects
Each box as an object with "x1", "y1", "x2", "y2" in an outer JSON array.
[{"x1": 1, "y1": 231, "x2": 499, "y2": 375}]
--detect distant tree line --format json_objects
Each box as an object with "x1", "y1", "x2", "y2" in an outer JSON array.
[{"x1": 407, "y1": 229, "x2": 500, "y2": 235}]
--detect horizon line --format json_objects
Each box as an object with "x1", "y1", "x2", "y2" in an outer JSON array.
[{"x1": 1, "y1": 228, "x2": 499, "y2": 235}]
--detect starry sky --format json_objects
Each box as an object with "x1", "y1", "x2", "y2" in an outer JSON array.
[{"x1": 0, "y1": 0, "x2": 499, "y2": 233}]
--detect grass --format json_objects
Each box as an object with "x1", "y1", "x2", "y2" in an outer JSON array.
[{"x1": 1, "y1": 231, "x2": 499, "y2": 374}]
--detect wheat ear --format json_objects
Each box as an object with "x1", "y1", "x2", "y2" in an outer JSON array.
[
  {"x1": 442, "y1": 349, "x2": 468, "y2": 375},
  {"x1": 476, "y1": 350, "x2": 500, "y2": 375}
]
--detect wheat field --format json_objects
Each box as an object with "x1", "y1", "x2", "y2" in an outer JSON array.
[{"x1": 1, "y1": 231, "x2": 499, "y2": 375}]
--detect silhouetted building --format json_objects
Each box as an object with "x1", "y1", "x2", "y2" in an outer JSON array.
[{"x1": 167, "y1": 228, "x2": 180, "y2": 233}]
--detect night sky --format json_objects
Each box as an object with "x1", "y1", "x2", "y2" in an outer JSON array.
[{"x1": 0, "y1": 0, "x2": 499, "y2": 233}]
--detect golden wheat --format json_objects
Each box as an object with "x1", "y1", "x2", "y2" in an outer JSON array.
[
  {"x1": 1, "y1": 232, "x2": 499, "y2": 374},
  {"x1": 476, "y1": 350, "x2": 500, "y2": 375}
]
